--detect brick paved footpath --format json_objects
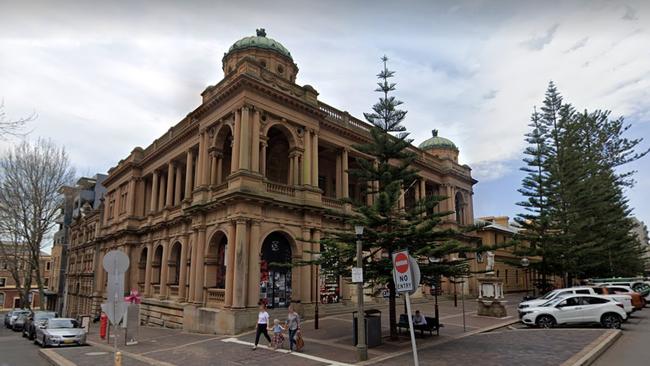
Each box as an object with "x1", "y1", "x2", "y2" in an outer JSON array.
[{"x1": 40, "y1": 295, "x2": 613, "y2": 366}]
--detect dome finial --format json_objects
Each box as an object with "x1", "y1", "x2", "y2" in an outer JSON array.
[
  {"x1": 432, "y1": 129, "x2": 438, "y2": 137},
  {"x1": 256, "y1": 28, "x2": 267, "y2": 37}
]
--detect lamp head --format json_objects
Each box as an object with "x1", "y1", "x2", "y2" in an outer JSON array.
[
  {"x1": 520, "y1": 257, "x2": 530, "y2": 267},
  {"x1": 354, "y1": 225, "x2": 364, "y2": 236}
]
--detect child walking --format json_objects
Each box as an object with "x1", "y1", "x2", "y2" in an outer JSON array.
[{"x1": 271, "y1": 319, "x2": 285, "y2": 350}]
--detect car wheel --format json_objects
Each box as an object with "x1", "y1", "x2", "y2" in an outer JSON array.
[
  {"x1": 601, "y1": 313, "x2": 622, "y2": 329},
  {"x1": 536, "y1": 315, "x2": 556, "y2": 328}
]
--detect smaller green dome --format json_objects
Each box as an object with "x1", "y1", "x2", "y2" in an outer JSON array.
[
  {"x1": 419, "y1": 129, "x2": 458, "y2": 151},
  {"x1": 226, "y1": 28, "x2": 292, "y2": 60}
]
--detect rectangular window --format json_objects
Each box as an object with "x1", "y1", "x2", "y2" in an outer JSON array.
[
  {"x1": 46, "y1": 262, "x2": 51, "y2": 270},
  {"x1": 505, "y1": 269, "x2": 508, "y2": 284},
  {"x1": 0, "y1": 277, "x2": 6, "y2": 287}
]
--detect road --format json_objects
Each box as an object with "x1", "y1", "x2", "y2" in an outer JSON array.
[
  {"x1": 0, "y1": 316, "x2": 50, "y2": 366},
  {"x1": 593, "y1": 308, "x2": 649, "y2": 366}
]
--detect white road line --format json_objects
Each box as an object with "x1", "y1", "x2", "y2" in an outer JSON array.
[{"x1": 222, "y1": 337, "x2": 355, "y2": 366}]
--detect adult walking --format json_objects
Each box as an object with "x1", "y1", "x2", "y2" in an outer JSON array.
[
  {"x1": 285, "y1": 305, "x2": 301, "y2": 352},
  {"x1": 253, "y1": 302, "x2": 271, "y2": 350}
]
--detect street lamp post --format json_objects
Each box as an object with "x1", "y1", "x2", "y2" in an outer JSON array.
[
  {"x1": 313, "y1": 252, "x2": 321, "y2": 330},
  {"x1": 520, "y1": 257, "x2": 530, "y2": 298},
  {"x1": 354, "y1": 225, "x2": 368, "y2": 362}
]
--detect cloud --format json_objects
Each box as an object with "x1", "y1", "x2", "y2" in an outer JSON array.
[
  {"x1": 482, "y1": 89, "x2": 498, "y2": 100},
  {"x1": 622, "y1": 5, "x2": 639, "y2": 20},
  {"x1": 520, "y1": 24, "x2": 559, "y2": 50},
  {"x1": 565, "y1": 37, "x2": 589, "y2": 53}
]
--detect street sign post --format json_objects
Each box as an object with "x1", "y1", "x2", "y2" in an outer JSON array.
[
  {"x1": 101, "y1": 250, "x2": 130, "y2": 366},
  {"x1": 392, "y1": 250, "x2": 420, "y2": 366}
]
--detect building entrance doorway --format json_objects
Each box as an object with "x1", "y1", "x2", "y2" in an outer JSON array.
[{"x1": 260, "y1": 232, "x2": 292, "y2": 308}]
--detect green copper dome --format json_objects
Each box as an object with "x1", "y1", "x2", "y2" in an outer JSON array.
[
  {"x1": 226, "y1": 28, "x2": 292, "y2": 60},
  {"x1": 419, "y1": 130, "x2": 458, "y2": 151}
]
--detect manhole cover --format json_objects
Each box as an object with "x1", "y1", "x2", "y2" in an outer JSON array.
[{"x1": 85, "y1": 352, "x2": 109, "y2": 356}]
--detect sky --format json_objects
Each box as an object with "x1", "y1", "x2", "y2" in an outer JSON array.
[{"x1": 1, "y1": 0, "x2": 649, "y2": 227}]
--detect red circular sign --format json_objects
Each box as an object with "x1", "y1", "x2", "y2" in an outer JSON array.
[{"x1": 394, "y1": 253, "x2": 409, "y2": 273}]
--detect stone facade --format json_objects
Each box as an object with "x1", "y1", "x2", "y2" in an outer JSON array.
[
  {"x1": 0, "y1": 246, "x2": 50, "y2": 310},
  {"x1": 65, "y1": 30, "x2": 476, "y2": 334}
]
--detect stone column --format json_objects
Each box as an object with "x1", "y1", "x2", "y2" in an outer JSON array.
[
  {"x1": 419, "y1": 179, "x2": 426, "y2": 200},
  {"x1": 165, "y1": 163, "x2": 174, "y2": 208},
  {"x1": 187, "y1": 231, "x2": 197, "y2": 303},
  {"x1": 232, "y1": 110, "x2": 241, "y2": 172},
  {"x1": 178, "y1": 237, "x2": 189, "y2": 300},
  {"x1": 209, "y1": 153, "x2": 216, "y2": 185},
  {"x1": 288, "y1": 152, "x2": 295, "y2": 185},
  {"x1": 239, "y1": 106, "x2": 251, "y2": 171},
  {"x1": 247, "y1": 221, "x2": 261, "y2": 307},
  {"x1": 294, "y1": 154, "x2": 301, "y2": 185},
  {"x1": 467, "y1": 191, "x2": 475, "y2": 225},
  {"x1": 150, "y1": 171, "x2": 159, "y2": 213},
  {"x1": 216, "y1": 153, "x2": 223, "y2": 184},
  {"x1": 159, "y1": 242, "x2": 170, "y2": 298},
  {"x1": 335, "y1": 152, "x2": 342, "y2": 198},
  {"x1": 260, "y1": 141, "x2": 267, "y2": 177},
  {"x1": 158, "y1": 174, "x2": 166, "y2": 210},
  {"x1": 174, "y1": 165, "x2": 182, "y2": 205},
  {"x1": 127, "y1": 178, "x2": 136, "y2": 215},
  {"x1": 185, "y1": 150, "x2": 194, "y2": 200},
  {"x1": 224, "y1": 221, "x2": 236, "y2": 307},
  {"x1": 312, "y1": 229, "x2": 321, "y2": 303},
  {"x1": 399, "y1": 187, "x2": 405, "y2": 211},
  {"x1": 232, "y1": 219, "x2": 249, "y2": 309},
  {"x1": 144, "y1": 242, "x2": 153, "y2": 296},
  {"x1": 342, "y1": 149, "x2": 349, "y2": 198},
  {"x1": 301, "y1": 228, "x2": 312, "y2": 304},
  {"x1": 302, "y1": 130, "x2": 311, "y2": 186},
  {"x1": 95, "y1": 251, "x2": 105, "y2": 293},
  {"x1": 193, "y1": 228, "x2": 206, "y2": 304},
  {"x1": 311, "y1": 132, "x2": 319, "y2": 186},
  {"x1": 196, "y1": 131, "x2": 207, "y2": 187},
  {"x1": 251, "y1": 110, "x2": 261, "y2": 173}
]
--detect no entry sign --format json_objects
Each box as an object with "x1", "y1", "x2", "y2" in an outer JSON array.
[{"x1": 392, "y1": 250, "x2": 413, "y2": 292}]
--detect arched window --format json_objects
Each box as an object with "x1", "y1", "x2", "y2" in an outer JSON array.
[
  {"x1": 152, "y1": 245, "x2": 163, "y2": 284},
  {"x1": 138, "y1": 247, "x2": 147, "y2": 287},
  {"x1": 455, "y1": 191, "x2": 465, "y2": 225},
  {"x1": 265, "y1": 126, "x2": 291, "y2": 184},
  {"x1": 168, "y1": 242, "x2": 182, "y2": 285},
  {"x1": 205, "y1": 233, "x2": 227, "y2": 289}
]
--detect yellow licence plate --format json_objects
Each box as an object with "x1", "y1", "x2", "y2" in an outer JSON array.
[{"x1": 63, "y1": 339, "x2": 75, "y2": 344}]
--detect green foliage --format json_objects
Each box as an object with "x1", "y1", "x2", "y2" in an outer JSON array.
[{"x1": 516, "y1": 82, "x2": 648, "y2": 282}]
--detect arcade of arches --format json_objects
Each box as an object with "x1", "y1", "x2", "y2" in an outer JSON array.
[{"x1": 64, "y1": 30, "x2": 476, "y2": 334}]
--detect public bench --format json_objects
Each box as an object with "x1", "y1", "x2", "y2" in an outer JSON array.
[{"x1": 396, "y1": 314, "x2": 441, "y2": 336}]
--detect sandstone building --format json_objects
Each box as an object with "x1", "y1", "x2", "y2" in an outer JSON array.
[{"x1": 65, "y1": 29, "x2": 476, "y2": 334}]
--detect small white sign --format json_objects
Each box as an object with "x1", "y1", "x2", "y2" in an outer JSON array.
[{"x1": 351, "y1": 267, "x2": 363, "y2": 283}]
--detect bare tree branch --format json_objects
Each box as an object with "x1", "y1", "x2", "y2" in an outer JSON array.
[{"x1": 0, "y1": 100, "x2": 34, "y2": 139}]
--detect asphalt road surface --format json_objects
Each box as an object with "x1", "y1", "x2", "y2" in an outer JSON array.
[
  {"x1": 0, "y1": 315, "x2": 50, "y2": 366},
  {"x1": 593, "y1": 308, "x2": 650, "y2": 366}
]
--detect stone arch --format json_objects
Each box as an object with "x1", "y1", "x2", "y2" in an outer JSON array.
[
  {"x1": 168, "y1": 241, "x2": 182, "y2": 285},
  {"x1": 455, "y1": 191, "x2": 465, "y2": 225},
  {"x1": 205, "y1": 230, "x2": 228, "y2": 289},
  {"x1": 138, "y1": 246, "x2": 147, "y2": 287},
  {"x1": 259, "y1": 230, "x2": 296, "y2": 308},
  {"x1": 265, "y1": 125, "x2": 295, "y2": 184},
  {"x1": 152, "y1": 243, "x2": 163, "y2": 284},
  {"x1": 261, "y1": 121, "x2": 298, "y2": 148},
  {"x1": 213, "y1": 123, "x2": 233, "y2": 180}
]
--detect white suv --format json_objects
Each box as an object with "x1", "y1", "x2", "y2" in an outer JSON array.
[
  {"x1": 521, "y1": 294, "x2": 627, "y2": 329},
  {"x1": 518, "y1": 287, "x2": 633, "y2": 315}
]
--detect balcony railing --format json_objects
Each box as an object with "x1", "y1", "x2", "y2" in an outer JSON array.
[
  {"x1": 206, "y1": 288, "x2": 225, "y2": 306},
  {"x1": 265, "y1": 182, "x2": 295, "y2": 197},
  {"x1": 322, "y1": 196, "x2": 344, "y2": 210}
]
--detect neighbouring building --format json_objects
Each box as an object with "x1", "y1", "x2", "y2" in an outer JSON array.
[
  {"x1": 630, "y1": 217, "x2": 650, "y2": 275},
  {"x1": 48, "y1": 174, "x2": 107, "y2": 315},
  {"x1": 65, "y1": 29, "x2": 476, "y2": 334},
  {"x1": 0, "y1": 245, "x2": 51, "y2": 310}
]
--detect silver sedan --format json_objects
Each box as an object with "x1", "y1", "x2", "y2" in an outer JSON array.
[{"x1": 34, "y1": 318, "x2": 86, "y2": 347}]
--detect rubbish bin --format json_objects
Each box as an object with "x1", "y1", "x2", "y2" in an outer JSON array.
[{"x1": 352, "y1": 309, "x2": 382, "y2": 347}]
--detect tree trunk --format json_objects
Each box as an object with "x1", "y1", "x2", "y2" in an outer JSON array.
[{"x1": 388, "y1": 280, "x2": 397, "y2": 340}]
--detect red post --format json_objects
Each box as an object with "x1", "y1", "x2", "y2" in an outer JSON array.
[{"x1": 100, "y1": 313, "x2": 108, "y2": 339}]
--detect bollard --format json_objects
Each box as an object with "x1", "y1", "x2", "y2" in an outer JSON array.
[
  {"x1": 115, "y1": 351, "x2": 122, "y2": 366},
  {"x1": 100, "y1": 313, "x2": 108, "y2": 340}
]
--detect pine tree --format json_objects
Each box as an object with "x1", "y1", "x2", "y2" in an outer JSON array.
[{"x1": 316, "y1": 57, "x2": 475, "y2": 340}]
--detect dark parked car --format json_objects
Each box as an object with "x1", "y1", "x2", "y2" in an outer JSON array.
[{"x1": 22, "y1": 311, "x2": 58, "y2": 340}]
